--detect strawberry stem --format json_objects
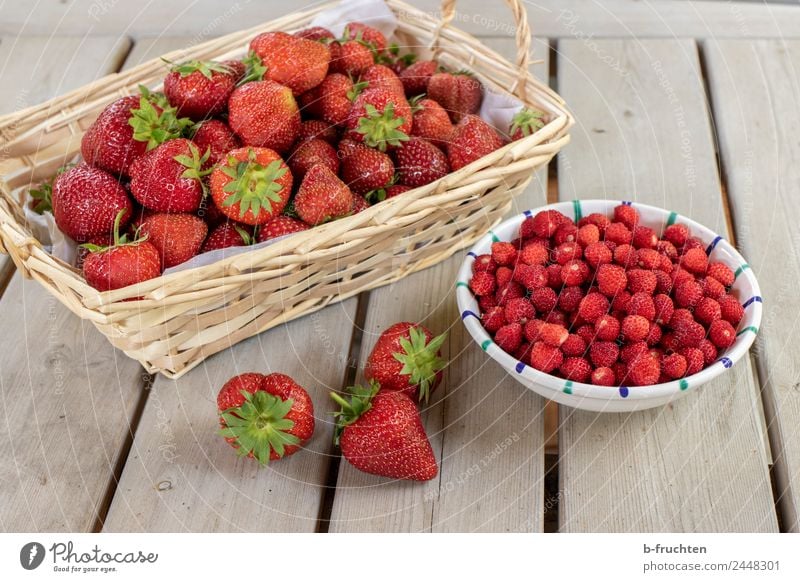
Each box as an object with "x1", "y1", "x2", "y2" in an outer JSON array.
[
  {"x1": 510, "y1": 108, "x2": 545, "y2": 138},
  {"x1": 355, "y1": 102, "x2": 409, "y2": 151},
  {"x1": 220, "y1": 148, "x2": 289, "y2": 220},
  {"x1": 330, "y1": 380, "x2": 380, "y2": 445},
  {"x1": 393, "y1": 327, "x2": 447, "y2": 403}
]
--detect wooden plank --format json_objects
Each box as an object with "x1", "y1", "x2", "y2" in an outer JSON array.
[
  {"x1": 704, "y1": 38, "x2": 800, "y2": 532},
  {"x1": 555, "y1": 38, "x2": 778, "y2": 532},
  {"x1": 0, "y1": 35, "x2": 145, "y2": 532},
  {"x1": 328, "y1": 38, "x2": 549, "y2": 533},
  {"x1": 1, "y1": 1, "x2": 799, "y2": 39}
]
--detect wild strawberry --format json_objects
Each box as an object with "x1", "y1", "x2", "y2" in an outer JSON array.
[
  {"x1": 427, "y1": 71, "x2": 483, "y2": 123},
  {"x1": 347, "y1": 88, "x2": 412, "y2": 151},
  {"x1": 694, "y1": 297, "x2": 721, "y2": 326},
  {"x1": 530, "y1": 209, "x2": 570, "y2": 238},
  {"x1": 718, "y1": 294, "x2": 744, "y2": 326},
  {"x1": 523, "y1": 319, "x2": 544, "y2": 343},
  {"x1": 597, "y1": 264, "x2": 628, "y2": 297},
  {"x1": 298, "y1": 119, "x2": 339, "y2": 144},
  {"x1": 671, "y1": 266, "x2": 695, "y2": 288},
  {"x1": 164, "y1": 59, "x2": 239, "y2": 120},
  {"x1": 538, "y1": 322, "x2": 568, "y2": 347},
  {"x1": 626, "y1": 353, "x2": 660, "y2": 386},
  {"x1": 561, "y1": 334, "x2": 587, "y2": 357},
  {"x1": 669, "y1": 308, "x2": 694, "y2": 328},
  {"x1": 228, "y1": 80, "x2": 300, "y2": 153},
  {"x1": 531, "y1": 287, "x2": 558, "y2": 313},
  {"x1": 622, "y1": 315, "x2": 650, "y2": 342},
  {"x1": 469, "y1": 271, "x2": 496, "y2": 296},
  {"x1": 495, "y1": 323, "x2": 523, "y2": 353},
  {"x1": 664, "y1": 223, "x2": 689, "y2": 246},
  {"x1": 400, "y1": 60, "x2": 437, "y2": 96},
  {"x1": 584, "y1": 241, "x2": 612, "y2": 268},
  {"x1": 201, "y1": 222, "x2": 252, "y2": 252},
  {"x1": 217, "y1": 372, "x2": 314, "y2": 464},
  {"x1": 491, "y1": 241, "x2": 517, "y2": 266},
  {"x1": 657, "y1": 239, "x2": 678, "y2": 258},
  {"x1": 674, "y1": 320, "x2": 705, "y2": 349},
  {"x1": 680, "y1": 347, "x2": 704, "y2": 375},
  {"x1": 364, "y1": 322, "x2": 446, "y2": 403},
  {"x1": 611, "y1": 289, "x2": 632, "y2": 312},
  {"x1": 594, "y1": 314, "x2": 620, "y2": 341},
  {"x1": 674, "y1": 280, "x2": 703, "y2": 308},
  {"x1": 604, "y1": 222, "x2": 632, "y2": 245},
  {"x1": 529, "y1": 341, "x2": 563, "y2": 373},
  {"x1": 515, "y1": 264, "x2": 548, "y2": 290},
  {"x1": 341, "y1": 143, "x2": 394, "y2": 195},
  {"x1": 191, "y1": 119, "x2": 241, "y2": 167},
  {"x1": 209, "y1": 147, "x2": 293, "y2": 225},
  {"x1": 627, "y1": 292, "x2": 656, "y2": 320},
  {"x1": 394, "y1": 137, "x2": 449, "y2": 187},
  {"x1": 362, "y1": 64, "x2": 404, "y2": 96},
  {"x1": 521, "y1": 242, "x2": 549, "y2": 266},
  {"x1": 249, "y1": 31, "x2": 330, "y2": 94},
  {"x1": 509, "y1": 108, "x2": 546, "y2": 140},
  {"x1": 632, "y1": 226, "x2": 658, "y2": 249},
  {"x1": 129, "y1": 138, "x2": 209, "y2": 213},
  {"x1": 707, "y1": 262, "x2": 735, "y2": 287},
  {"x1": 636, "y1": 248, "x2": 661, "y2": 270},
  {"x1": 589, "y1": 341, "x2": 619, "y2": 368},
  {"x1": 558, "y1": 286, "x2": 585, "y2": 312},
  {"x1": 645, "y1": 321, "x2": 662, "y2": 346},
  {"x1": 592, "y1": 367, "x2": 616, "y2": 386},
  {"x1": 553, "y1": 222, "x2": 578, "y2": 245},
  {"x1": 613, "y1": 204, "x2": 640, "y2": 229},
  {"x1": 553, "y1": 241, "x2": 581, "y2": 265},
  {"x1": 447, "y1": 114, "x2": 504, "y2": 171},
  {"x1": 653, "y1": 294, "x2": 674, "y2": 325},
  {"x1": 138, "y1": 213, "x2": 207, "y2": 268},
  {"x1": 257, "y1": 216, "x2": 309, "y2": 242},
  {"x1": 578, "y1": 292, "x2": 609, "y2": 323},
  {"x1": 410, "y1": 98, "x2": 454, "y2": 145},
  {"x1": 496, "y1": 266, "x2": 513, "y2": 287},
  {"x1": 287, "y1": 138, "x2": 339, "y2": 181},
  {"x1": 51, "y1": 163, "x2": 132, "y2": 242},
  {"x1": 654, "y1": 270, "x2": 674, "y2": 294},
  {"x1": 658, "y1": 254, "x2": 674, "y2": 273},
  {"x1": 681, "y1": 247, "x2": 708, "y2": 275},
  {"x1": 546, "y1": 263, "x2": 563, "y2": 288},
  {"x1": 343, "y1": 22, "x2": 388, "y2": 52},
  {"x1": 627, "y1": 269, "x2": 657, "y2": 295},
  {"x1": 709, "y1": 319, "x2": 736, "y2": 349},
  {"x1": 472, "y1": 254, "x2": 497, "y2": 274},
  {"x1": 481, "y1": 305, "x2": 506, "y2": 333},
  {"x1": 560, "y1": 357, "x2": 591, "y2": 382},
  {"x1": 574, "y1": 223, "x2": 599, "y2": 247},
  {"x1": 503, "y1": 297, "x2": 534, "y2": 325},
  {"x1": 561, "y1": 259, "x2": 590, "y2": 286},
  {"x1": 698, "y1": 339, "x2": 718, "y2": 365},
  {"x1": 700, "y1": 276, "x2": 726, "y2": 300},
  {"x1": 662, "y1": 353, "x2": 687, "y2": 379},
  {"x1": 613, "y1": 243, "x2": 636, "y2": 267},
  {"x1": 332, "y1": 383, "x2": 437, "y2": 481},
  {"x1": 478, "y1": 295, "x2": 496, "y2": 312},
  {"x1": 330, "y1": 40, "x2": 374, "y2": 76},
  {"x1": 579, "y1": 213, "x2": 611, "y2": 233},
  {"x1": 620, "y1": 341, "x2": 648, "y2": 364},
  {"x1": 81, "y1": 211, "x2": 161, "y2": 291},
  {"x1": 573, "y1": 324, "x2": 595, "y2": 345}
]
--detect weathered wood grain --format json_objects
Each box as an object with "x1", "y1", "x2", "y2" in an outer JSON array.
[
  {"x1": 556, "y1": 38, "x2": 778, "y2": 532},
  {"x1": 328, "y1": 38, "x2": 550, "y2": 533},
  {"x1": 704, "y1": 38, "x2": 800, "y2": 532}
]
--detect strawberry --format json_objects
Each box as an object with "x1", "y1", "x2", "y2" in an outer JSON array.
[
  {"x1": 509, "y1": 108, "x2": 546, "y2": 140},
  {"x1": 341, "y1": 143, "x2": 394, "y2": 195},
  {"x1": 209, "y1": 147, "x2": 293, "y2": 225},
  {"x1": 622, "y1": 315, "x2": 650, "y2": 342},
  {"x1": 447, "y1": 115, "x2": 504, "y2": 170},
  {"x1": 217, "y1": 372, "x2": 315, "y2": 465},
  {"x1": 228, "y1": 80, "x2": 301, "y2": 153},
  {"x1": 411, "y1": 98, "x2": 454, "y2": 145},
  {"x1": 287, "y1": 138, "x2": 339, "y2": 181},
  {"x1": 709, "y1": 319, "x2": 736, "y2": 349},
  {"x1": 681, "y1": 247, "x2": 709, "y2": 275},
  {"x1": 399, "y1": 60, "x2": 438, "y2": 97},
  {"x1": 362, "y1": 64, "x2": 404, "y2": 96},
  {"x1": 469, "y1": 271, "x2": 495, "y2": 296},
  {"x1": 427, "y1": 71, "x2": 483, "y2": 123},
  {"x1": 163, "y1": 60, "x2": 239, "y2": 120},
  {"x1": 298, "y1": 119, "x2": 339, "y2": 144},
  {"x1": 330, "y1": 40, "x2": 374, "y2": 76},
  {"x1": 82, "y1": 210, "x2": 161, "y2": 291},
  {"x1": 293, "y1": 165, "x2": 354, "y2": 226},
  {"x1": 256, "y1": 216, "x2": 309, "y2": 242},
  {"x1": 318, "y1": 74, "x2": 364, "y2": 126},
  {"x1": 51, "y1": 163, "x2": 133, "y2": 242},
  {"x1": 529, "y1": 341, "x2": 563, "y2": 373},
  {"x1": 129, "y1": 138, "x2": 209, "y2": 212},
  {"x1": 626, "y1": 353, "x2": 661, "y2": 386},
  {"x1": 331, "y1": 382, "x2": 438, "y2": 481},
  {"x1": 351, "y1": 194, "x2": 371, "y2": 213},
  {"x1": 393, "y1": 137, "x2": 449, "y2": 187},
  {"x1": 613, "y1": 204, "x2": 640, "y2": 229},
  {"x1": 364, "y1": 322, "x2": 446, "y2": 403},
  {"x1": 138, "y1": 213, "x2": 208, "y2": 268},
  {"x1": 560, "y1": 357, "x2": 592, "y2": 382},
  {"x1": 385, "y1": 184, "x2": 412, "y2": 198},
  {"x1": 294, "y1": 26, "x2": 335, "y2": 41},
  {"x1": 718, "y1": 294, "x2": 744, "y2": 326},
  {"x1": 249, "y1": 31, "x2": 330, "y2": 94},
  {"x1": 707, "y1": 262, "x2": 735, "y2": 287},
  {"x1": 191, "y1": 119, "x2": 241, "y2": 168},
  {"x1": 591, "y1": 367, "x2": 616, "y2": 386},
  {"x1": 343, "y1": 22, "x2": 388, "y2": 52},
  {"x1": 201, "y1": 222, "x2": 252, "y2": 252},
  {"x1": 347, "y1": 88, "x2": 412, "y2": 151}
]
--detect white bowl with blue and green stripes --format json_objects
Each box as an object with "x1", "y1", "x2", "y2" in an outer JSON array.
[{"x1": 456, "y1": 200, "x2": 762, "y2": 412}]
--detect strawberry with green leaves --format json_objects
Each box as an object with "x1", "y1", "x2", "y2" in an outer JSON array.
[
  {"x1": 27, "y1": 164, "x2": 74, "y2": 215},
  {"x1": 331, "y1": 381, "x2": 438, "y2": 481},
  {"x1": 209, "y1": 147, "x2": 293, "y2": 225},
  {"x1": 163, "y1": 59, "x2": 239, "y2": 120},
  {"x1": 293, "y1": 165, "x2": 354, "y2": 226},
  {"x1": 249, "y1": 31, "x2": 330, "y2": 95},
  {"x1": 228, "y1": 80, "x2": 301, "y2": 153},
  {"x1": 343, "y1": 22, "x2": 388, "y2": 53},
  {"x1": 138, "y1": 213, "x2": 208, "y2": 268},
  {"x1": 346, "y1": 88, "x2": 412, "y2": 151},
  {"x1": 217, "y1": 372, "x2": 315, "y2": 465},
  {"x1": 365, "y1": 322, "x2": 447, "y2": 403},
  {"x1": 82, "y1": 210, "x2": 162, "y2": 291},
  {"x1": 509, "y1": 108, "x2": 546, "y2": 140}
]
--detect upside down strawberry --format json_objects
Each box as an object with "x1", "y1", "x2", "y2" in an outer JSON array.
[
  {"x1": 331, "y1": 381, "x2": 438, "y2": 481},
  {"x1": 364, "y1": 322, "x2": 447, "y2": 403},
  {"x1": 347, "y1": 87, "x2": 412, "y2": 151},
  {"x1": 217, "y1": 372, "x2": 315, "y2": 465}
]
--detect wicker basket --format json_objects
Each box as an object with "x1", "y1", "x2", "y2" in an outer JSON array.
[{"x1": 0, "y1": 0, "x2": 572, "y2": 378}]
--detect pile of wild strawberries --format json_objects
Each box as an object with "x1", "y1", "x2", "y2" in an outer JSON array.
[
  {"x1": 467, "y1": 205, "x2": 744, "y2": 386},
  {"x1": 28, "y1": 22, "x2": 545, "y2": 292}
]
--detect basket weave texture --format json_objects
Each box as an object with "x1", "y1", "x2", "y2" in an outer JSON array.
[{"x1": 0, "y1": 0, "x2": 573, "y2": 378}]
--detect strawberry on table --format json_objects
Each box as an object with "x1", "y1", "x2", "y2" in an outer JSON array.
[
  {"x1": 138, "y1": 213, "x2": 208, "y2": 268},
  {"x1": 256, "y1": 216, "x2": 309, "y2": 243},
  {"x1": 331, "y1": 382, "x2": 438, "y2": 481},
  {"x1": 163, "y1": 59, "x2": 240, "y2": 120},
  {"x1": 217, "y1": 372, "x2": 315, "y2": 465},
  {"x1": 447, "y1": 114, "x2": 504, "y2": 170},
  {"x1": 228, "y1": 80, "x2": 301, "y2": 153},
  {"x1": 347, "y1": 87, "x2": 412, "y2": 151},
  {"x1": 364, "y1": 322, "x2": 447, "y2": 403},
  {"x1": 293, "y1": 165, "x2": 354, "y2": 226},
  {"x1": 201, "y1": 222, "x2": 253, "y2": 253},
  {"x1": 427, "y1": 70, "x2": 483, "y2": 123},
  {"x1": 249, "y1": 31, "x2": 330, "y2": 94},
  {"x1": 209, "y1": 147, "x2": 293, "y2": 225},
  {"x1": 509, "y1": 108, "x2": 546, "y2": 140}
]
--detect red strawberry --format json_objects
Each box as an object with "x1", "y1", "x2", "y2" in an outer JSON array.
[
  {"x1": 228, "y1": 80, "x2": 301, "y2": 153},
  {"x1": 298, "y1": 119, "x2": 339, "y2": 144},
  {"x1": 626, "y1": 353, "x2": 661, "y2": 386},
  {"x1": 129, "y1": 138, "x2": 209, "y2": 212},
  {"x1": 300, "y1": 74, "x2": 362, "y2": 127},
  {"x1": 294, "y1": 26, "x2": 335, "y2": 41},
  {"x1": 201, "y1": 222, "x2": 252, "y2": 252},
  {"x1": 529, "y1": 341, "x2": 563, "y2": 373},
  {"x1": 364, "y1": 322, "x2": 447, "y2": 403},
  {"x1": 249, "y1": 31, "x2": 330, "y2": 94},
  {"x1": 164, "y1": 60, "x2": 239, "y2": 120},
  {"x1": 256, "y1": 216, "x2": 309, "y2": 242},
  {"x1": 386, "y1": 184, "x2": 412, "y2": 198},
  {"x1": 330, "y1": 40, "x2": 374, "y2": 76},
  {"x1": 138, "y1": 213, "x2": 208, "y2": 268},
  {"x1": 427, "y1": 71, "x2": 483, "y2": 123},
  {"x1": 399, "y1": 60, "x2": 437, "y2": 97},
  {"x1": 82, "y1": 210, "x2": 161, "y2": 291},
  {"x1": 51, "y1": 163, "x2": 133, "y2": 242},
  {"x1": 209, "y1": 147, "x2": 293, "y2": 225},
  {"x1": 362, "y1": 64, "x2": 404, "y2": 96},
  {"x1": 347, "y1": 88, "x2": 412, "y2": 151},
  {"x1": 509, "y1": 108, "x2": 546, "y2": 140},
  {"x1": 341, "y1": 143, "x2": 395, "y2": 195},
  {"x1": 343, "y1": 22, "x2": 388, "y2": 52},
  {"x1": 331, "y1": 383, "x2": 438, "y2": 481},
  {"x1": 447, "y1": 115, "x2": 504, "y2": 171},
  {"x1": 351, "y1": 194, "x2": 371, "y2": 213},
  {"x1": 293, "y1": 165, "x2": 354, "y2": 226},
  {"x1": 217, "y1": 372, "x2": 315, "y2": 464},
  {"x1": 287, "y1": 138, "x2": 339, "y2": 181},
  {"x1": 411, "y1": 98, "x2": 454, "y2": 145},
  {"x1": 393, "y1": 137, "x2": 449, "y2": 187},
  {"x1": 191, "y1": 119, "x2": 241, "y2": 167}
]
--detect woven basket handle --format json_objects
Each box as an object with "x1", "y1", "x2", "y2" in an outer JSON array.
[{"x1": 430, "y1": 0, "x2": 531, "y2": 100}]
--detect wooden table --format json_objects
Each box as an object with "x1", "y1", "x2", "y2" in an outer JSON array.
[{"x1": 1, "y1": 0, "x2": 799, "y2": 533}]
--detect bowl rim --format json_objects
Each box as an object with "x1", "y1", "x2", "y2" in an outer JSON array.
[{"x1": 455, "y1": 199, "x2": 763, "y2": 403}]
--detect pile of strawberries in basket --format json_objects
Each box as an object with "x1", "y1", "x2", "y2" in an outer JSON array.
[
  {"x1": 30, "y1": 21, "x2": 546, "y2": 292},
  {"x1": 468, "y1": 204, "x2": 744, "y2": 386}
]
